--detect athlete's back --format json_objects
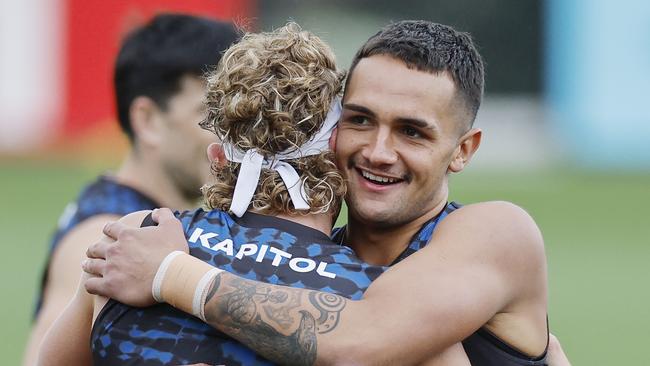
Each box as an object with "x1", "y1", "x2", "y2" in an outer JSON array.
[{"x1": 92, "y1": 209, "x2": 384, "y2": 365}]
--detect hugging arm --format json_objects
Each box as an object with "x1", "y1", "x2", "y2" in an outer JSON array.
[
  {"x1": 37, "y1": 211, "x2": 154, "y2": 366},
  {"x1": 23, "y1": 215, "x2": 118, "y2": 366},
  {"x1": 192, "y1": 204, "x2": 522, "y2": 365},
  {"x1": 36, "y1": 274, "x2": 94, "y2": 366},
  {"x1": 86, "y1": 203, "x2": 547, "y2": 365}
]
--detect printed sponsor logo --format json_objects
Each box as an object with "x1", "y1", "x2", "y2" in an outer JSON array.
[{"x1": 188, "y1": 228, "x2": 336, "y2": 278}]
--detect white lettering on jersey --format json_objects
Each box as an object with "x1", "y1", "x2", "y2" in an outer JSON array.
[
  {"x1": 235, "y1": 243, "x2": 258, "y2": 259},
  {"x1": 256, "y1": 245, "x2": 268, "y2": 263},
  {"x1": 316, "y1": 261, "x2": 336, "y2": 279},
  {"x1": 289, "y1": 258, "x2": 316, "y2": 273},
  {"x1": 269, "y1": 247, "x2": 292, "y2": 266},
  {"x1": 188, "y1": 228, "x2": 219, "y2": 249},
  {"x1": 212, "y1": 239, "x2": 234, "y2": 256},
  {"x1": 187, "y1": 228, "x2": 337, "y2": 279}
]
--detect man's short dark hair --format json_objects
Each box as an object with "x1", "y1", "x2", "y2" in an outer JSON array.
[
  {"x1": 114, "y1": 13, "x2": 241, "y2": 140},
  {"x1": 348, "y1": 20, "x2": 484, "y2": 126}
]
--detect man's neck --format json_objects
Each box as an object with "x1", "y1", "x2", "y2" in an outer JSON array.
[
  {"x1": 344, "y1": 199, "x2": 449, "y2": 266},
  {"x1": 114, "y1": 151, "x2": 197, "y2": 211},
  {"x1": 274, "y1": 212, "x2": 334, "y2": 237}
]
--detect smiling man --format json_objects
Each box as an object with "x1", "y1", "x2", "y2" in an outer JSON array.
[
  {"x1": 83, "y1": 21, "x2": 553, "y2": 365},
  {"x1": 333, "y1": 51, "x2": 480, "y2": 267}
]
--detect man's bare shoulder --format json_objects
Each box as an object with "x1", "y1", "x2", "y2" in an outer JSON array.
[
  {"x1": 51, "y1": 214, "x2": 122, "y2": 274},
  {"x1": 443, "y1": 201, "x2": 544, "y2": 253},
  {"x1": 118, "y1": 210, "x2": 154, "y2": 227},
  {"x1": 421, "y1": 200, "x2": 546, "y2": 289}
]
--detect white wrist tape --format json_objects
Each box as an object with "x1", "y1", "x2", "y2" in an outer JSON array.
[
  {"x1": 151, "y1": 251, "x2": 224, "y2": 321},
  {"x1": 193, "y1": 268, "x2": 223, "y2": 321},
  {"x1": 152, "y1": 251, "x2": 184, "y2": 303}
]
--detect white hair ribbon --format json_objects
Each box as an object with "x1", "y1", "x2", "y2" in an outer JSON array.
[{"x1": 223, "y1": 98, "x2": 342, "y2": 217}]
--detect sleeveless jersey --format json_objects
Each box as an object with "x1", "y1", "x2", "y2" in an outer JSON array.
[
  {"x1": 34, "y1": 176, "x2": 160, "y2": 316},
  {"x1": 462, "y1": 327, "x2": 548, "y2": 366},
  {"x1": 338, "y1": 201, "x2": 548, "y2": 365},
  {"x1": 394, "y1": 201, "x2": 549, "y2": 366},
  {"x1": 91, "y1": 204, "x2": 455, "y2": 365},
  {"x1": 330, "y1": 201, "x2": 460, "y2": 266}
]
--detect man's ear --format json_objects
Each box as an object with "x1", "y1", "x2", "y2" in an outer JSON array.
[
  {"x1": 207, "y1": 142, "x2": 227, "y2": 167},
  {"x1": 329, "y1": 127, "x2": 338, "y2": 151},
  {"x1": 129, "y1": 96, "x2": 162, "y2": 147},
  {"x1": 449, "y1": 128, "x2": 482, "y2": 173}
]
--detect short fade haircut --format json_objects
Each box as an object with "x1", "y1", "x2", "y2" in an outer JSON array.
[
  {"x1": 348, "y1": 20, "x2": 484, "y2": 126},
  {"x1": 114, "y1": 13, "x2": 241, "y2": 140}
]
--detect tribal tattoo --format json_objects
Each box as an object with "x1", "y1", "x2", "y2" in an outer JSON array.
[{"x1": 203, "y1": 274, "x2": 347, "y2": 366}]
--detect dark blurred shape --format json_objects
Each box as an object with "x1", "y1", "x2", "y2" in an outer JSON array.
[{"x1": 260, "y1": 0, "x2": 542, "y2": 95}]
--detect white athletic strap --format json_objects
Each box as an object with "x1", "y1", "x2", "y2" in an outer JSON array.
[
  {"x1": 223, "y1": 98, "x2": 341, "y2": 217},
  {"x1": 153, "y1": 251, "x2": 225, "y2": 321},
  {"x1": 152, "y1": 251, "x2": 184, "y2": 303},
  {"x1": 193, "y1": 268, "x2": 223, "y2": 321}
]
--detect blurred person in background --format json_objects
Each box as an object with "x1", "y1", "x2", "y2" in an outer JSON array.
[
  {"x1": 83, "y1": 21, "x2": 571, "y2": 365},
  {"x1": 22, "y1": 13, "x2": 240, "y2": 365}
]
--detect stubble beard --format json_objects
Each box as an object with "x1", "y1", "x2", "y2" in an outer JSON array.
[{"x1": 165, "y1": 161, "x2": 205, "y2": 204}]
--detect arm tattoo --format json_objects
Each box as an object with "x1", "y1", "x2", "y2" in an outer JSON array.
[
  {"x1": 263, "y1": 289, "x2": 302, "y2": 330},
  {"x1": 203, "y1": 274, "x2": 347, "y2": 366},
  {"x1": 309, "y1": 292, "x2": 346, "y2": 334},
  {"x1": 205, "y1": 273, "x2": 221, "y2": 302}
]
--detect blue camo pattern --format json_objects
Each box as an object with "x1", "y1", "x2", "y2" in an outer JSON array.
[
  {"x1": 91, "y1": 203, "x2": 458, "y2": 366},
  {"x1": 34, "y1": 176, "x2": 159, "y2": 316}
]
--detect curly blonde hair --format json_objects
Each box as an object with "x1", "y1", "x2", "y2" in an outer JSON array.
[{"x1": 200, "y1": 22, "x2": 346, "y2": 216}]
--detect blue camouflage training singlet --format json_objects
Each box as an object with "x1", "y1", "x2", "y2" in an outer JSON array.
[
  {"x1": 35, "y1": 176, "x2": 159, "y2": 316},
  {"x1": 90, "y1": 204, "x2": 456, "y2": 365}
]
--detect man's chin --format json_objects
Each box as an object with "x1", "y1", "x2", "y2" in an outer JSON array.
[{"x1": 349, "y1": 204, "x2": 401, "y2": 227}]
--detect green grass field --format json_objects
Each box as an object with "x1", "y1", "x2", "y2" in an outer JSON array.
[{"x1": 1, "y1": 160, "x2": 648, "y2": 365}]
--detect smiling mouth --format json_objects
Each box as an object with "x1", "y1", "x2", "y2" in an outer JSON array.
[{"x1": 357, "y1": 169, "x2": 404, "y2": 186}]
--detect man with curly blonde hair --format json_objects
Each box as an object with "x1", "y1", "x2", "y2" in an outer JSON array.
[{"x1": 199, "y1": 23, "x2": 347, "y2": 219}]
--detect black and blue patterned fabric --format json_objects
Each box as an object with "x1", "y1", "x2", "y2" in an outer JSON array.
[
  {"x1": 34, "y1": 176, "x2": 160, "y2": 316},
  {"x1": 339, "y1": 201, "x2": 549, "y2": 366},
  {"x1": 91, "y1": 203, "x2": 457, "y2": 365}
]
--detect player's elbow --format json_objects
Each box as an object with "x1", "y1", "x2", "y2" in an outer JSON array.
[
  {"x1": 316, "y1": 325, "x2": 398, "y2": 365},
  {"x1": 321, "y1": 344, "x2": 413, "y2": 366},
  {"x1": 317, "y1": 340, "x2": 383, "y2": 366}
]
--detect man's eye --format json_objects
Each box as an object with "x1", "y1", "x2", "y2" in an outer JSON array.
[
  {"x1": 348, "y1": 115, "x2": 370, "y2": 125},
  {"x1": 402, "y1": 126, "x2": 422, "y2": 138}
]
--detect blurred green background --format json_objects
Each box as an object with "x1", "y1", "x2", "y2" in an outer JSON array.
[
  {"x1": 2, "y1": 161, "x2": 649, "y2": 365},
  {"x1": 3, "y1": 0, "x2": 650, "y2": 365}
]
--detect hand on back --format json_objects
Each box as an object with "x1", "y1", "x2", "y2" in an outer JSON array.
[{"x1": 83, "y1": 208, "x2": 189, "y2": 307}]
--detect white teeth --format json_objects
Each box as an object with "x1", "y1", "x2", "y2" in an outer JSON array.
[{"x1": 361, "y1": 170, "x2": 397, "y2": 183}]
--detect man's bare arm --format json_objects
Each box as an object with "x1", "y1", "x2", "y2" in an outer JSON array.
[
  {"x1": 200, "y1": 201, "x2": 546, "y2": 364},
  {"x1": 548, "y1": 334, "x2": 572, "y2": 366},
  {"x1": 194, "y1": 203, "x2": 539, "y2": 364},
  {"x1": 23, "y1": 214, "x2": 118, "y2": 366},
  {"x1": 36, "y1": 273, "x2": 95, "y2": 366},
  {"x1": 37, "y1": 210, "x2": 156, "y2": 366}
]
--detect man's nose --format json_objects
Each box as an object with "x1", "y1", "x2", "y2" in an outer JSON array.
[{"x1": 361, "y1": 128, "x2": 398, "y2": 166}]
